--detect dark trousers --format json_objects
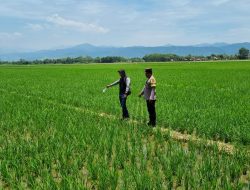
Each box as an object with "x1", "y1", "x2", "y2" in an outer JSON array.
[
  {"x1": 146, "y1": 100, "x2": 156, "y2": 126},
  {"x1": 119, "y1": 94, "x2": 129, "y2": 118}
]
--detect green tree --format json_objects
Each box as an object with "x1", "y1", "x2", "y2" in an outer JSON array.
[
  {"x1": 130, "y1": 57, "x2": 144, "y2": 62},
  {"x1": 100, "y1": 56, "x2": 127, "y2": 63},
  {"x1": 238, "y1": 48, "x2": 249, "y2": 60},
  {"x1": 143, "y1": 53, "x2": 180, "y2": 62}
]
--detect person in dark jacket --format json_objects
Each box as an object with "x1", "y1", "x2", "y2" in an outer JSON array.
[
  {"x1": 139, "y1": 68, "x2": 157, "y2": 127},
  {"x1": 106, "y1": 70, "x2": 131, "y2": 119}
]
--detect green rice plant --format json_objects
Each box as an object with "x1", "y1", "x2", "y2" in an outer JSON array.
[{"x1": 0, "y1": 61, "x2": 249, "y2": 189}]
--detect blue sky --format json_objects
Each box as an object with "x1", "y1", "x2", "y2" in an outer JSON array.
[{"x1": 0, "y1": 0, "x2": 249, "y2": 51}]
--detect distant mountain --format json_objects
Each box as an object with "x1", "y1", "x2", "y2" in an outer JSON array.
[
  {"x1": 194, "y1": 42, "x2": 229, "y2": 47},
  {"x1": 1, "y1": 42, "x2": 250, "y2": 61}
]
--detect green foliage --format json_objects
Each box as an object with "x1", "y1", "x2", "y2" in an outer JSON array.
[
  {"x1": 100, "y1": 56, "x2": 127, "y2": 63},
  {"x1": 0, "y1": 61, "x2": 249, "y2": 189},
  {"x1": 143, "y1": 53, "x2": 180, "y2": 62},
  {"x1": 239, "y1": 47, "x2": 250, "y2": 60},
  {"x1": 0, "y1": 48, "x2": 248, "y2": 65}
]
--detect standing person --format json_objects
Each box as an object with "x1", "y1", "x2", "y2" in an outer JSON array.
[
  {"x1": 106, "y1": 70, "x2": 131, "y2": 119},
  {"x1": 139, "y1": 68, "x2": 157, "y2": 127}
]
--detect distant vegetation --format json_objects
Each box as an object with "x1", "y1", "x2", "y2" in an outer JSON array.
[{"x1": 0, "y1": 48, "x2": 249, "y2": 65}]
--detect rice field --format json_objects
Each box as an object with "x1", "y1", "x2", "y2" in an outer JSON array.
[{"x1": 0, "y1": 61, "x2": 249, "y2": 189}]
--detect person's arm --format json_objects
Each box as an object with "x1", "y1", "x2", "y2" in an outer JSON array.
[
  {"x1": 107, "y1": 80, "x2": 119, "y2": 88},
  {"x1": 125, "y1": 77, "x2": 131, "y2": 94},
  {"x1": 149, "y1": 87, "x2": 156, "y2": 100},
  {"x1": 139, "y1": 86, "x2": 145, "y2": 97},
  {"x1": 149, "y1": 77, "x2": 156, "y2": 100}
]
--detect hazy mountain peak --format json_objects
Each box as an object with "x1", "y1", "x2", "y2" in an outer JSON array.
[{"x1": 1, "y1": 42, "x2": 250, "y2": 61}]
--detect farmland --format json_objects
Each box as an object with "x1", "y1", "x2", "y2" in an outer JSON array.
[{"x1": 0, "y1": 61, "x2": 250, "y2": 189}]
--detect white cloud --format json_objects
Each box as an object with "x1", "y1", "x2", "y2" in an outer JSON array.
[
  {"x1": 0, "y1": 0, "x2": 250, "y2": 49},
  {"x1": 46, "y1": 14, "x2": 109, "y2": 33},
  {"x1": 27, "y1": 23, "x2": 44, "y2": 31},
  {"x1": 78, "y1": 1, "x2": 108, "y2": 15},
  {"x1": 0, "y1": 32, "x2": 22, "y2": 40},
  {"x1": 211, "y1": 0, "x2": 231, "y2": 6},
  {"x1": 225, "y1": 28, "x2": 250, "y2": 41}
]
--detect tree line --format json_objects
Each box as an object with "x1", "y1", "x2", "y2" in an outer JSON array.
[{"x1": 0, "y1": 47, "x2": 249, "y2": 65}]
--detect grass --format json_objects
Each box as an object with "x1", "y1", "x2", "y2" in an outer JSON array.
[{"x1": 0, "y1": 61, "x2": 249, "y2": 189}]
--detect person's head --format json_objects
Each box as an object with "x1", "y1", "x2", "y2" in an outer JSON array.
[
  {"x1": 145, "y1": 68, "x2": 153, "y2": 78},
  {"x1": 118, "y1": 69, "x2": 126, "y2": 78}
]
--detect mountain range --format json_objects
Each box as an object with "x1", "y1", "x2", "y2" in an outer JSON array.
[{"x1": 1, "y1": 42, "x2": 250, "y2": 61}]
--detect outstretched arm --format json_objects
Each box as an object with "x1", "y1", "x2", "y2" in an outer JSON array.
[
  {"x1": 139, "y1": 86, "x2": 145, "y2": 97},
  {"x1": 107, "y1": 80, "x2": 119, "y2": 88}
]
